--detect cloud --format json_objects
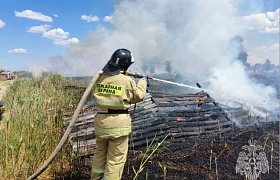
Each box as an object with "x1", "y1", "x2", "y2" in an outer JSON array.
[
  {"x1": 53, "y1": 38, "x2": 79, "y2": 46},
  {"x1": 27, "y1": 25, "x2": 78, "y2": 46},
  {"x1": 104, "y1": 15, "x2": 113, "y2": 22},
  {"x1": 27, "y1": 24, "x2": 52, "y2": 33},
  {"x1": 43, "y1": 28, "x2": 69, "y2": 39},
  {"x1": 0, "y1": 19, "x2": 5, "y2": 28},
  {"x1": 41, "y1": 28, "x2": 79, "y2": 47},
  {"x1": 15, "y1": 10, "x2": 53, "y2": 22},
  {"x1": 8, "y1": 48, "x2": 28, "y2": 53},
  {"x1": 81, "y1": 15, "x2": 99, "y2": 22},
  {"x1": 247, "y1": 43, "x2": 279, "y2": 65},
  {"x1": 53, "y1": 14, "x2": 58, "y2": 18},
  {"x1": 23, "y1": 23, "x2": 80, "y2": 47},
  {"x1": 239, "y1": 8, "x2": 279, "y2": 33}
]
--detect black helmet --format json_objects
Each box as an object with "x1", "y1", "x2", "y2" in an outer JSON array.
[{"x1": 102, "y1": 48, "x2": 134, "y2": 75}]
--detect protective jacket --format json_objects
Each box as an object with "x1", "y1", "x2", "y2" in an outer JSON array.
[{"x1": 93, "y1": 73, "x2": 147, "y2": 138}]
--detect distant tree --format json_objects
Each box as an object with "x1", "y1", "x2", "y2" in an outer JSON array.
[
  {"x1": 264, "y1": 59, "x2": 274, "y2": 71},
  {"x1": 165, "y1": 60, "x2": 172, "y2": 73}
]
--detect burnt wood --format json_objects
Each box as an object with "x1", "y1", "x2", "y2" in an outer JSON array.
[{"x1": 65, "y1": 91, "x2": 248, "y2": 156}]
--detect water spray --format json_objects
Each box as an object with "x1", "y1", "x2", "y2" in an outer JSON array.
[
  {"x1": 122, "y1": 71, "x2": 269, "y2": 118},
  {"x1": 153, "y1": 77, "x2": 268, "y2": 117}
]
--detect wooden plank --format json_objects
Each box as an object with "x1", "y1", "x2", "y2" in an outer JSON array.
[
  {"x1": 72, "y1": 120, "x2": 94, "y2": 132},
  {"x1": 133, "y1": 119, "x2": 164, "y2": 130},
  {"x1": 132, "y1": 124, "x2": 168, "y2": 135},
  {"x1": 72, "y1": 139, "x2": 96, "y2": 150},
  {"x1": 132, "y1": 117, "x2": 161, "y2": 126},
  {"x1": 132, "y1": 104, "x2": 158, "y2": 113},
  {"x1": 74, "y1": 119, "x2": 94, "y2": 127},
  {"x1": 131, "y1": 130, "x2": 169, "y2": 142},
  {"x1": 130, "y1": 134, "x2": 169, "y2": 147},
  {"x1": 64, "y1": 112, "x2": 96, "y2": 125},
  {"x1": 70, "y1": 127, "x2": 95, "y2": 140}
]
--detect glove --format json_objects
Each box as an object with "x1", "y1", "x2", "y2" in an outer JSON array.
[{"x1": 142, "y1": 76, "x2": 150, "y2": 87}]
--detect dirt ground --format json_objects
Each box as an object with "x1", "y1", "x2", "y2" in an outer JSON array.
[{"x1": 58, "y1": 121, "x2": 279, "y2": 180}]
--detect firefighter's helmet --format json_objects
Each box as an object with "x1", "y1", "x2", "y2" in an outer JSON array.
[{"x1": 102, "y1": 49, "x2": 134, "y2": 75}]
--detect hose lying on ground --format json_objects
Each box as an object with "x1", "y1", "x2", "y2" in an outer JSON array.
[{"x1": 28, "y1": 71, "x2": 103, "y2": 180}]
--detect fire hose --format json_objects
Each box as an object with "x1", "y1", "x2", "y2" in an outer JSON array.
[{"x1": 28, "y1": 70, "x2": 151, "y2": 180}]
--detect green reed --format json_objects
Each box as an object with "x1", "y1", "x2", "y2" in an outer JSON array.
[{"x1": 0, "y1": 74, "x2": 81, "y2": 179}]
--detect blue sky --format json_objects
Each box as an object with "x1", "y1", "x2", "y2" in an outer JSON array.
[
  {"x1": 0, "y1": 0, "x2": 279, "y2": 72},
  {"x1": 0, "y1": 0, "x2": 114, "y2": 71}
]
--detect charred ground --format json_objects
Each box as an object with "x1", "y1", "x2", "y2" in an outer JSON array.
[
  {"x1": 122, "y1": 122, "x2": 279, "y2": 180},
  {"x1": 57, "y1": 121, "x2": 279, "y2": 180}
]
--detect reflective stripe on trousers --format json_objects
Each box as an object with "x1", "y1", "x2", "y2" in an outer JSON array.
[
  {"x1": 92, "y1": 168, "x2": 105, "y2": 174},
  {"x1": 94, "y1": 127, "x2": 131, "y2": 134}
]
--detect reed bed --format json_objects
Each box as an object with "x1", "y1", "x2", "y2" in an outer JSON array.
[{"x1": 0, "y1": 74, "x2": 82, "y2": 179}]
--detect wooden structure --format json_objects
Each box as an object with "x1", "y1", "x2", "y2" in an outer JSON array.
[{"x1": 64, "y1": 91, "x2": 250, "y2": 157}]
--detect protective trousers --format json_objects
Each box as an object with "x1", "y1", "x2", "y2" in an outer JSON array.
[{"x1": 91, "y1": 135, "x2": 128, "y2": 180}]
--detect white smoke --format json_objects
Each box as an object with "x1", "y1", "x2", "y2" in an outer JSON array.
[
  {"x1": 29, "y1": 0, "x2": 278, "y2": 110},
  {"x1": 208, "y1": 61, "x2": 278, "y2": 111}
]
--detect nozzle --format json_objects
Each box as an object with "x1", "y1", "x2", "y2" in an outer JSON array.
[
  {"x1": 121, "y1": 71, "x2": 143, "y2": 78},
  {"x1": 145, "y1": 76, "x2": 153, "y2": 79},
  {"x1": 121, "y1": 71, "x2": 153, "y2": 79}
]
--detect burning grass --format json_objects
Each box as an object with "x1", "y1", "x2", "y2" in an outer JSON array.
[{"x1": 0, "y1": 74, "x2": 83, "y2": 179}]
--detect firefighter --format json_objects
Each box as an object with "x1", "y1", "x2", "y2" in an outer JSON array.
[{"x1": 91, "y1": 48, "x2": 148, "y2": 180}]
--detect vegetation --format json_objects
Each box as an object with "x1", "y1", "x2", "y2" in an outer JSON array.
[
  {"x1": 0, "y1": 74, "x2": 82, "y2": 179},
  {"x1": 0, "y1": 76, "x2": 6, "y2": 81},
  {"x1": 131, "y1": 135, "x2": 169, "y2": 180}
]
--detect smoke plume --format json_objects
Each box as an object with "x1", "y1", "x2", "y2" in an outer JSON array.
[{"x1": 30, "y1": 0, "x2": 278, "y2": 111}]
